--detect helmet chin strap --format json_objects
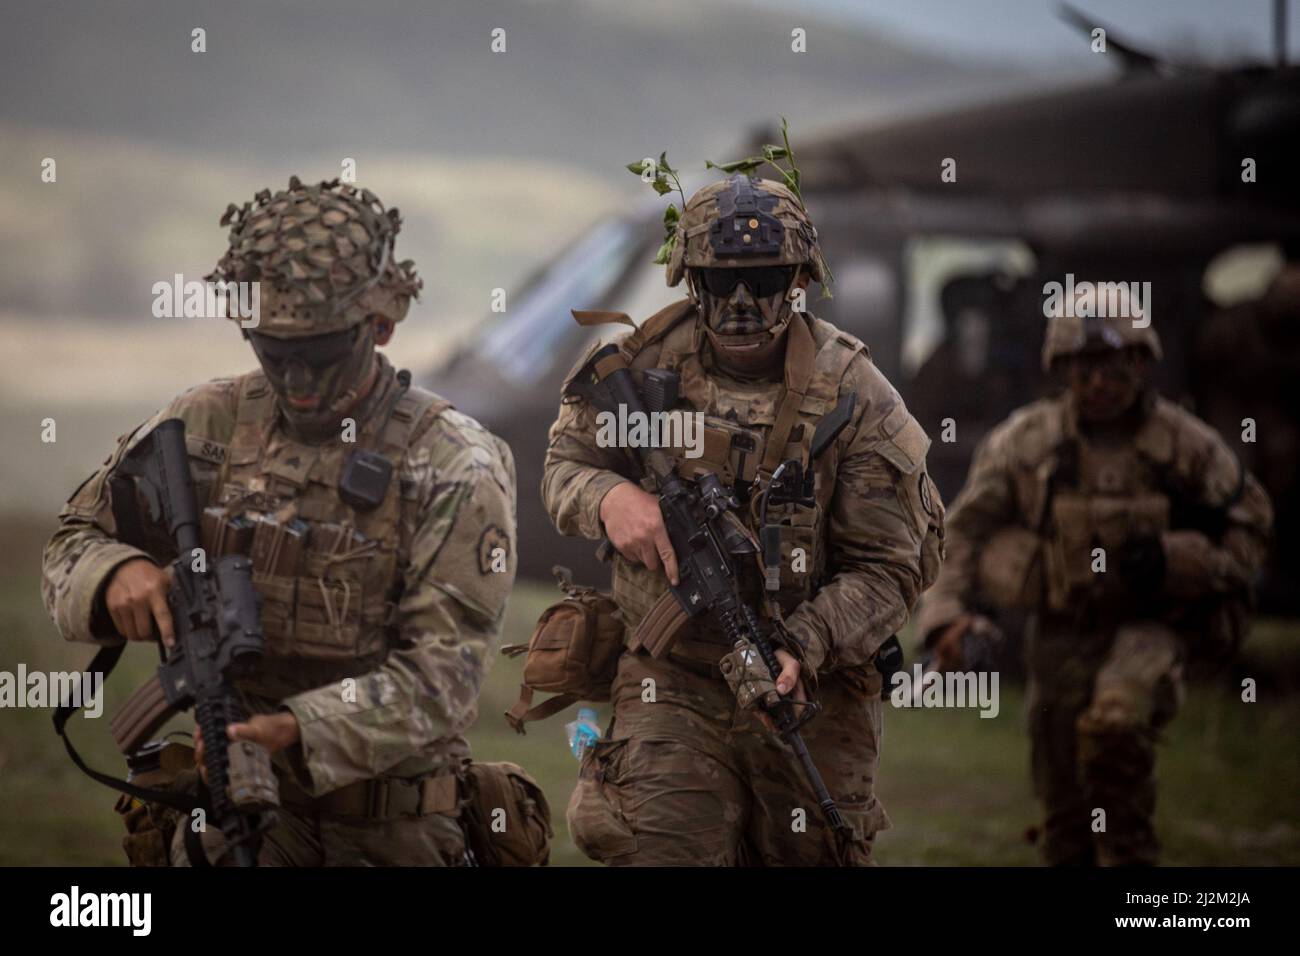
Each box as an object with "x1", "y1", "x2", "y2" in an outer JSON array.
[{"x1": 326, "y1": 344, "x2": 377, "y2": 414}]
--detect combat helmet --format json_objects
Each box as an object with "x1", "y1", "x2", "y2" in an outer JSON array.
[
  {"x1": 209, "y1": 176, "x2": 421, "y2": 338},
  {"x1": 1041, "y1": 305, "x2": 1163, "y2": 372},
  {"x1": 666, "y1": 174, "x2": 824, "y2": 289}
]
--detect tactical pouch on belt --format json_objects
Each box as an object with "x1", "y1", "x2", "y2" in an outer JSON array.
[
  {"x1": 459, "y1": 761, "x2": 553, "y2": 866},
  {"x1": 113, "y1": 740, "x2": 200, "y2": 867},
  {"x1": 501, "y1": 566, "x2": 624, "y2": 733}
]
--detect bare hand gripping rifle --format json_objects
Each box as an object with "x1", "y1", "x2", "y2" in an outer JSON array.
[
  {"x1": 570, "y1": 344, "x2": 857, "y2": 846},
  {"x1": 54, "y1": 418, "x2": 277, "y2": 867}
]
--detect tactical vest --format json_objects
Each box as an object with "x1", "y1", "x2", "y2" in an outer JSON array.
[
  {"x1": 604, "y1": 306, "x2": 871, "y2": 651},
  {"x1": 1031, "y1": 401, "x2": 1174, "y2": 614},
  {"x1": 201, "y1": 370, "x2": 450, "y2": 701}
]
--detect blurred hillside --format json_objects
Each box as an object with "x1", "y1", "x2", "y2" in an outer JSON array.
[
  {"x1": 0, "y1": 0, "x2": 1024, "y2": 514},
  {"x1": 0, "y1": 0, "x2": 1020, "y2": 321}
]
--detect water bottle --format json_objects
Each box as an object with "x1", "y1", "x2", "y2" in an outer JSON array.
[{"x1": 565, "y1": 707, "x2": 602, "y2": 761}]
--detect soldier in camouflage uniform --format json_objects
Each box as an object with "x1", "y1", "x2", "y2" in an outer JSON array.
[
  {"x1": 916, "y1": 303, "x2": 1272, "y2": 866},
  {"x1": 543, "y1": 174, "x2": 945, "y2": 866},
  {"x1": 42, "y1": 177, "x2": 517, "y2": 866}
]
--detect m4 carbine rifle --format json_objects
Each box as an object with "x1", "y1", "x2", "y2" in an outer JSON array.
[
  {"x1": 54, "y1": 418, "x2": 276, "y2": 867},
  {"x1": 570, "y1": 343, "x2": 857, "y2": 846}
]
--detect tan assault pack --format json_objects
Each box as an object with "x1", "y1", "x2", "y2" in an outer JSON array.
[{"x1": 501, "y1": 566, "x2": 625, "y2": 733}]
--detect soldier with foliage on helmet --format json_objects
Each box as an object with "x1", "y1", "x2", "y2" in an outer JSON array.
[
  {"x1": 543, "y1": 148, "x2": 946, "y2": 865},
  {"x1": 916, "y1": 292, "x2": 1273, "y2": 866},
  {"x1": 42, "y1": 178, "x2": 518, "y2": 865}
]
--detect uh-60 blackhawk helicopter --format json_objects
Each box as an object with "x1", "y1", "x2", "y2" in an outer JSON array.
[{"x1": 427, "y1": 3, "x2": 1300, "y2": 615}]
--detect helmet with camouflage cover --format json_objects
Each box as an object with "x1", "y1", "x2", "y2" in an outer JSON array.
[
  {"x1": 209, "y1": 176, "x2": 421, "y2": 338},
  {"x1": 1041, "y1": 308, "x2": 1163, "y2": 373},
  {"x1": 666, "y1": 174, "x2": 824, "y2": 288}
]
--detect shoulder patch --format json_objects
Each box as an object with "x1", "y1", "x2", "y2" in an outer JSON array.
[
  {"x1": 477, "y1": 524, "x2": 511, "y2": 575},
  {"x1": 877, "y1": 413, "x2": 930, "y2": 475},
  {"x1": 871, "y1": 401, "x2": 931, "y2": 475}
]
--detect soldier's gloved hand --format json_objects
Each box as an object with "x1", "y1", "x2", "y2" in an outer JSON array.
[
  {"x1": 599, "y1": 481, "x2": 680, "y2": 585},
  {"x1": 1118, "y1": 534, "x2": 1167, "y2": 597},
  {"x1": 104, "y1": 558, "x2": 175, "y2": 648}
]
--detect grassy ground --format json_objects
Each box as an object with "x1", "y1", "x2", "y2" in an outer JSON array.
[{"x1": 1, "y1": 513, "x2": 1297, "y2": 866}]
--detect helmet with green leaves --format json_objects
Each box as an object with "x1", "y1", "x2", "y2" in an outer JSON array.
[
  {"x1": 665, "y1": 174, "x2": 824, "y2": 288},
  {"x1": 1041, "y1": 313, "x2": 1163, "y2": 372},
  {"x1": 209, "y1": 176, "x2": 421, "y2": 338}
]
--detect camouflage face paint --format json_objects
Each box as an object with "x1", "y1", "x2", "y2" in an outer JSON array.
[
  {"x1": 693, "y1": 267, "x2": 795, "y2": 337},
  {"x1": 248, "y1": 324, "x2": 376, "y2": 440}
]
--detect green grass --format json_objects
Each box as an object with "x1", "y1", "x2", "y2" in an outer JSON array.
[{"x1": 1, "y1": 513, "x2": 1297, "y2": 866}]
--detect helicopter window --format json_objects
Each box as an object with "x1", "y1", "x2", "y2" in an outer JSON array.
[
  {"x1": 470, "y1": 217, "x2": 644, "y2": 384},
  {"x1": 817, "y1": 255, "x2": 896, "y2": 337},
  {"x1": 609, "y1": 247, "x2": 684, "y2": 330},
  {"x1": 902, "y1": 237, "x2": 1035, "y2": 378},
  {"x1": 1203, "y1": 242, "x2": 1288, "y2": 309}
]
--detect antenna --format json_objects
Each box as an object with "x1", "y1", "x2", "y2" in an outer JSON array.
[{"x1": 1276, "y1": 0, "x2": 1289, "y2": 67}]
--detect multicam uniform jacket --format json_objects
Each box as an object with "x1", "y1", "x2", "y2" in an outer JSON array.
[{"x1": 43, "y1": 354, "x2": 516, "y2": 797}]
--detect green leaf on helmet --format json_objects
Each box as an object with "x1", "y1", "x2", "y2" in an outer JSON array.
[
  {"x1": 653, "y1": 235, "x2": 676, "y2": 265},
  {"x1": 652, "y1": 178, "x2": 673, "y2": 196},
  {"x1": 705, "y1": 157, "x2": 765, "y2": 175},
  {"x1": 663, "y1": 204, "x2": 680, "y2": 228},
  {"x1": 625, "y1": 161, "x2": 648, "y2": 176}
]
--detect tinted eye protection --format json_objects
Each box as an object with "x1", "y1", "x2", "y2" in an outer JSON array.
[
  {"x1": 1069, "y1": 349, "x2": 1138, "y2": 381},
  {"x1": 247, "y1": 327, "x2": 361, "y2": 370},
  {"x1": 698, "y1": 266, "x2": 795, "y2": 299}
]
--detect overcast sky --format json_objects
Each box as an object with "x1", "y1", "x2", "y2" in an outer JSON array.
[{"x1": 747, "y1": 0, "x2": 1298, "y2": 69}]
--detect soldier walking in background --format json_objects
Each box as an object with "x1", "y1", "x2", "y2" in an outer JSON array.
[{"x1": 917, "y1": 303, "x2": 1272, "y2": 866}]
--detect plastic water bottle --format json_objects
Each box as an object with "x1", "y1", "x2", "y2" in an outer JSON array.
[{"x1": 565, "y1": 707, "x2": 602, "y2": 761}]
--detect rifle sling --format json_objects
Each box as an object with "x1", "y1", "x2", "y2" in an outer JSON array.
[
  {"x1": 52, "y1": 643, "x2": 205, "y2": 818},
  {"x1": 761, "y1": 315, "x2": 817, "y2": 476}
]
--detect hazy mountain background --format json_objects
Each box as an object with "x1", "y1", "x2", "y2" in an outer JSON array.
[
  {"x1": 0, "y1": 0, "x2": 1018, "y2": 316},
  {"x1": 0, "y1": 0, "x2": 1032, "y2": 512}
]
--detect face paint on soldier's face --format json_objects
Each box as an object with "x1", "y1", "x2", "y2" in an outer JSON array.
[
  {"x1": 693, "y1": 267, "x2": 796, "y2": 341},
  {"x1": 248, "y1": 324, "x2": 377, "y2": 437},
  {"x1": 1067, "y1": 348, "x2": 1147, "y2": 422}
]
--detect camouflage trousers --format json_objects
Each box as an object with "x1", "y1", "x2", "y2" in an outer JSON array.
[
  {"x1": 167, "y1": 786, "x2": 465, "y2": 867},
  {"x1": 1026, "y1": 618, "x2": 1184, "y2": 866},
  {"x1": 567, "y1": 649, "x2": 889, "y2": 866}
]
